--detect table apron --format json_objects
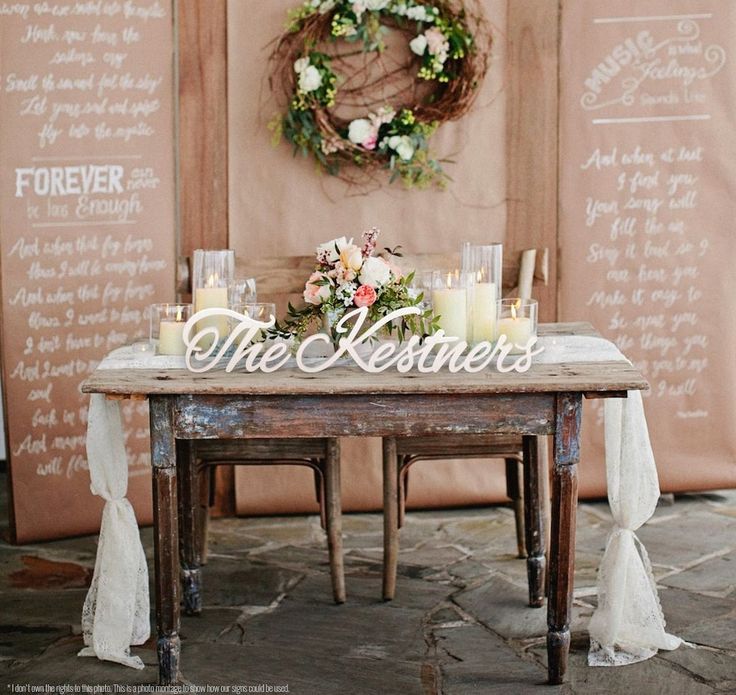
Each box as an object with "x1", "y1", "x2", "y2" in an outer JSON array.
[{"x1": 171, "y1": 392, "x2": 556, "y2": 439}]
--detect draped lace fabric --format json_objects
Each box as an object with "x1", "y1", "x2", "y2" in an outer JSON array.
[
  {"x1": 78, "y1": 394, "x2": 150, "y2": 669},
  {"x1": 588, "y1": 391, "x2": 682, "y2": 665}
]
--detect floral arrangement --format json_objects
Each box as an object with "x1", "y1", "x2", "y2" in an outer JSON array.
[
  {"x1": 268, "y1": 0, "x2": 491, "y2": 188},
  {"x1": 274, "y1": 228, "x2": 436, "y2": 343}
]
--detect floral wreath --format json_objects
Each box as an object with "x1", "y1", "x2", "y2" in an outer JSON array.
[{"x1": 268, "y1": 0, "x2": 491, "y2": 188}]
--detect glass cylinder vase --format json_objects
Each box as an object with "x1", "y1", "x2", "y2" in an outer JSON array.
[
  {"x1": 192, "y1": 249, "x2": 235, "y2": 346},
  {"x1": 462, "y1": 243, "x2": 502, "y2": 343},
  {"x1": 496, "y1": 298, "x2": 538, "y2": 354},
  {"x1": 150, "y1": 303, "x2": 192, "y2": 355}
]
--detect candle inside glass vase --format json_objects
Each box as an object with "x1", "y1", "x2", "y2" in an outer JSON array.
[
  {"x1": 192, "y1": 249, "x2": 234, "y2": 348},
  {"x1": 431, "y1": 270, "x2": 473, "y2": 342},
  {"x1": 461, "y1": 243, "x2": 502, "y2": 344},
  {"x1": 496, "y1": 298, "x2": 538, "y2": 354},
  {"x1": 151, "y1": 303, "x2": 192, "y2": 356}
]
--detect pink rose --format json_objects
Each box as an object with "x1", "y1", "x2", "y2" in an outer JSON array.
[
  {"x1": 363, "y1": 131, "x2": 378, "y2": 150},
  {"x1": 425, "y1": 27, "x2": 447, "y2": 56},
  {"x1": 353, "y1": 284, "x2": 377, "y2": 308},
  {"x1": 304, "y1": 272, "x2": 332, "y2": 305}
]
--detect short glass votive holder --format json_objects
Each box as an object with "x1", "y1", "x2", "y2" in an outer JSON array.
[
  {"x1": 495, "y1": 298, "x2": 538, "y2": 354},
  {"x1": 462, "y1": 243, "x2": 502, "y2": 344},
  {"x1": 430, "y1": 270, "x2": 474, "y2": 342},
  {"x1": 229, "y1": 277, "x2": 257, "y2": 307},
  {"x1": 150, "y1": 303, "x2": 192, "y2": 356},
  {"x1": 230, "y1": 302, "x2": 276, "y2": 342},
  {"x1": 407, "y1": 269, "x2": 438, "y2": 309}
]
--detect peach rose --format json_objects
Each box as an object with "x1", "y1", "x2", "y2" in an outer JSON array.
[
  {"x1": 353, "y1": 284, "x2": 377, "y2": 308},
  {"x1": 303, "y1": 272, "x2": 332, "y2": 305}
]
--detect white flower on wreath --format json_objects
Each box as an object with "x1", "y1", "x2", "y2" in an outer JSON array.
[
  {"x1": 366, "y1": 0, "x2": 389, "y2": 10},
  {"x1": 352, "y1": 0, "x2": 367, "y2": 21},
  {"x1": 318, "y1": 0, "x2": 336, "y2": 13},
  {"x1": 425, "y1": 26, "x2": 449, "y2": 62},
  {"x1": 298, "y1": 65, "x2": 323, "y2": 92},
  {"x1": 359, "y1": 256, "x2": 392, "y2": 288},
  {"x1": 316, "y1": 236, "x2": 352, "y2": 265},
  {"x1": 294, "y1": 57, "x2": 309, "y2": 74},
  {"x1": 348, "y1": 118, "x2": 379, "y2": 150},
  {"x1": 409, "y1": 34, "x2": 427, "y2": 55},
  {"x1": 388, "y1": 135, "x2": 415, "y2": 161},
  {"x1": 406, "y1": 5, "x2": 429, "y2": 22}
]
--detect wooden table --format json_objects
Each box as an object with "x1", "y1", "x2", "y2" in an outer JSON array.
[{"x1": 81, "y1": 322, "x2": 647, "y2": 685}]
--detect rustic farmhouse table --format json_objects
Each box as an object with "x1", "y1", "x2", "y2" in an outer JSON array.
[{"x1": 81, "y1": 322, "x2": 648, "y2": 686}]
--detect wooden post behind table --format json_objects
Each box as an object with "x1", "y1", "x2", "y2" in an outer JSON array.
[{"x1": 85, "y1": 322, "x2": 644, "y2": 686}]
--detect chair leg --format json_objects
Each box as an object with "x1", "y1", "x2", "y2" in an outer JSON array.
[
  {"x1": 324, "y1": 439, "x2": 345, "y2": 604},
  {"x1": 505, "y1": 457, "x2": 526, "y2": 558},
  {"x1": 382, "y1": 437, "x2": 399, "y2": 601},
  {"x1": 198, "y1": 464, "x2": 211, "y2": 565},
  {"x1": 177, "y1": 440, "x2": 203, "y2": 616},
  {"x1": 523, "y1": 435, "x2": 546, "y2": 608}
]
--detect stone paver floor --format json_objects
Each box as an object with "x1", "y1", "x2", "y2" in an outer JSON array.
[{"x1": 1, "y1": 474, "x2": 735, "y2": 694}]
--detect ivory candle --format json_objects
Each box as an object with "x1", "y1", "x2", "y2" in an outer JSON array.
[
  {"x1": 195, "y1": 278, "x2": 229, "y2": 346},
  {"x1": 471, "y1": 282, "x2": 496, "y2": 343},
  {"x1": 432, "y1": 287, "x2": 468, "y2": 342},
  {"x1": 496, "y1": 316, "x2": 533, "y2": 352},
  {"x1": 158, "y1": 320, "x2": 186, "y2": 355}
]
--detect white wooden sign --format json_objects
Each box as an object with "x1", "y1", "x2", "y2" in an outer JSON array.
[{"x1": 182, "y1": 307, "x2": 543, "y2": 374}]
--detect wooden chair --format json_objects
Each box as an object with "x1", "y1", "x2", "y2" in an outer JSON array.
[
  {"x1": 175, "y1": 256, "x2": 347, "y2": 613},
  {"x1": 381, "y1": 249, "x2": 550, "y2": 607}
]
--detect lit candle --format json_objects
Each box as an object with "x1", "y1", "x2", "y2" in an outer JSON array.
[
  {"x1": 471, "y1": 272, "x2": 496, "y2": 343},
  {"x1": 158, "y1": 305, "x2": 186, "y2": 356},
  {"x1": 195, "y1": 273, "x2": 229, "y2": 347},
  {"x1": 432, "y1": 272, "x2": 468, "y2": 342},
  {"x1": 496, "y1": 300, "x2": 533, "y2": 353}
]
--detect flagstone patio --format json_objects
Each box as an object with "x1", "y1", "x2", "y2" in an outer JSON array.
[{"x1": 1, "y1": 472, "x2": 734, "y2": 694}]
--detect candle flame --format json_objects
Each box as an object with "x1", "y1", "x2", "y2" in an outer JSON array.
[
  {"x1": 176, "y1": 306, "x2": 183, "y2": 322},
  {"x1": 511, "y1": 299, "x2": 521, "y2": 320},
  {"x1": 206, "y1": 273, "x2": 219, "y2": 288},
  {"x1": 477, "y1": 270, "x2": 483, "y2": 282},
  {"x1": 446, "y1": 271, "x2": 452, "y2": 288}
]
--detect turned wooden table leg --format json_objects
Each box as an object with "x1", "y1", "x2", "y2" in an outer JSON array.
[
  {"x1": 324, "y1": 438, "x2": 346, "y2": 604},
  {"x1": 177, "y1": 439, "x2": 202, "y2": 616},
  {"x1": 523, "y1": 436, "x2": 546, "y2": 608},
  {"x1": 382, "y1": 437, "x2": 399, "y2": 601},
  {"x1": 547, "y1": 393, "x2": 581, "y2": 685},
  {"x1": 150, "y1": 397, "x2": 181, "y2": 686}
]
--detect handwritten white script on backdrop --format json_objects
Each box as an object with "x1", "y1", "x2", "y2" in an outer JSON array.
[{"x1": 182, "y1": 306, "x2": 543, "y2": 374}]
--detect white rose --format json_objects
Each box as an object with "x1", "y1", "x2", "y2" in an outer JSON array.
[
  {"x1": 388, "y1": 135, "x2": 415, "y2": 161},
  {"x1": 406, "y1": 5, "x2": 428, "y2": 21},
  {"x1": 294, "y1": 57, "x2": 309, "y2": 74},
  {"x1": 348, "y1": 118, "x2": 373, "y2": 146},
  {"x1": 359, "y1": 256, "x2": 392, "y2": 288},
  {"x1": 298, "y1": 65, "x2": 323, "y2": 92},
  {"x1": 339, "y1": 244, "x2": 364, "y2": 272},
  {"x1": 317, "y1": 236, "x2": 351, "y2": 264},
  {"x1": 409, "y1": 34, "x2": 427, "y2": 55}
]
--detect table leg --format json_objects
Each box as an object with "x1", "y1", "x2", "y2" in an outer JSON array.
[
  {"x1": 150, "y1": 397, "x2": 181, "y2": 686},
  {"x1": 547, "y1": 393, "x2": 581, "y2": 685},
  {"x1": 177, "y1": 439, "x2": 202, "y2": 616},
  {"x1": 382, "y1": 437, "x2": 398, "y2": 601},
  {"x1": 324, "y1": 439, "x2": 346, "y2": 604},
  {"x1": 522, "y1": 435, "x2": 546, "y2": 608}
]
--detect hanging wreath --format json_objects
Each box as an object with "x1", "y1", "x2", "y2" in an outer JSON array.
[{"x1": 267, "y1": 0, "x2": 491, "y2": 188}]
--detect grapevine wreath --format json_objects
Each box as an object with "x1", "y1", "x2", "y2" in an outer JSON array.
[{"x1": 268, "y1": 0, "x2": 491, "y2": 188}]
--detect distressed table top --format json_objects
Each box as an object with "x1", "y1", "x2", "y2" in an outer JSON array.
[{"x1": 81, "y1": 322, "x2": 648, "y2": 397}]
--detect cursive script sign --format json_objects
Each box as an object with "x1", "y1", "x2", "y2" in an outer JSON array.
[{"x1": 182, "y1": 306, "x2": 543, "y2": 374}]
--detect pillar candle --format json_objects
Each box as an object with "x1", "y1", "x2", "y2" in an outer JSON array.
[
  {"x1": 194, "y1": 283, "x2": 229, "y2": 346},
  {"x1": 471, "y1": 282, "x2": 496, "y2": 343},
  {"x1": 431, "y1": 287, "x2": 468, "y2": 342},
  {"x1": 496, "y1": 316, "x2": 533, "y2": 353},
  {"x1": 158, "y1": 320, "x2": 186, "y2": 355}
]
